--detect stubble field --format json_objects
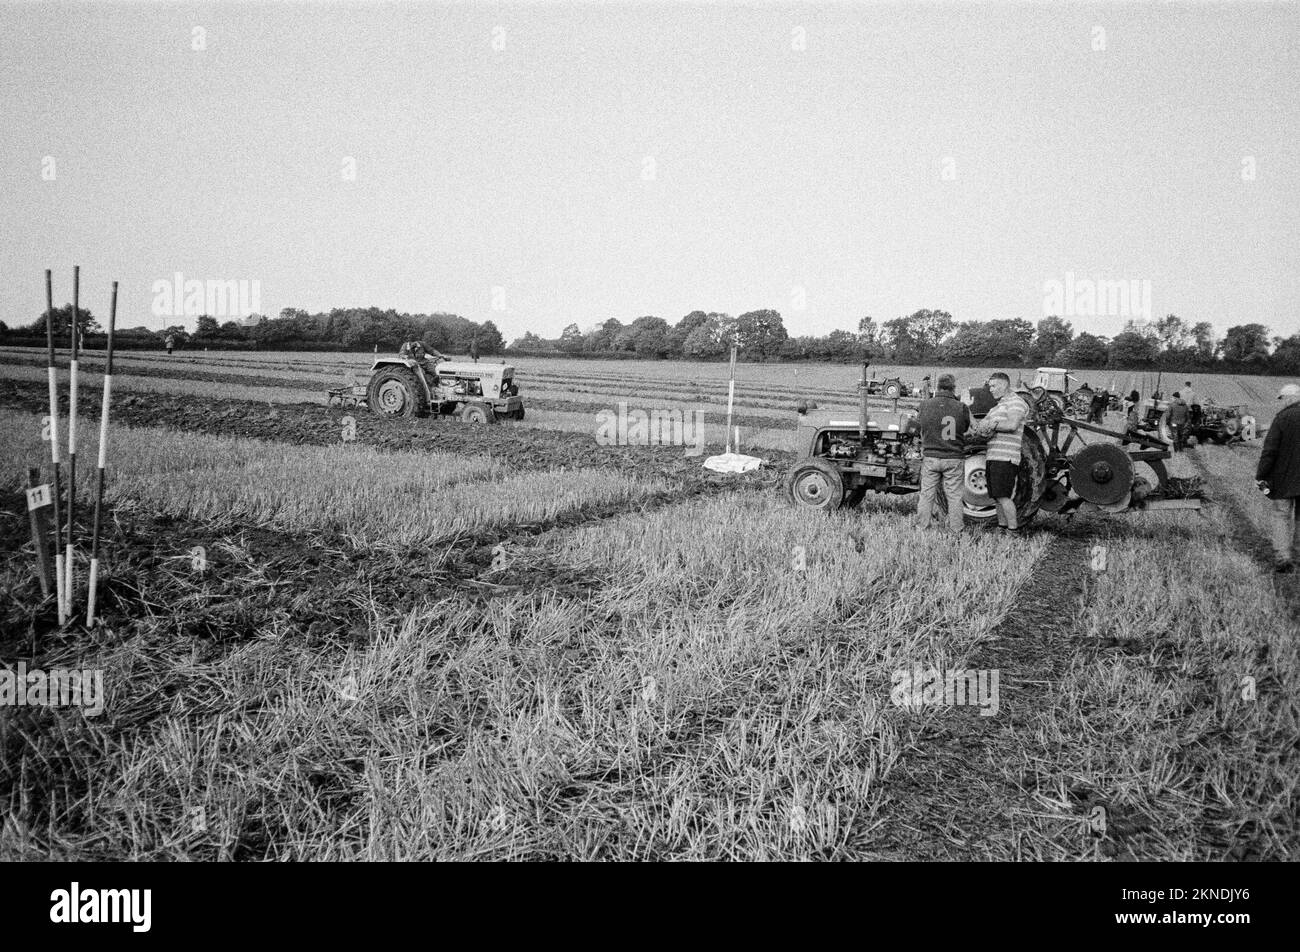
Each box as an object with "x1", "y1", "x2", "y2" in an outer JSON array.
[{"x1": 0, "y1": 346, "x2": 1297, "y2": 860}]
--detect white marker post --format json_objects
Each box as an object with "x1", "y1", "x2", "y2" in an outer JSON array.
[
  {"x1": 65, "y1": 265, "x2": 79, "y2": 621},
  {"x1": 725, "y1": 343, "x2": 737, "y2": 454},
  {"x1": 44, "y1": 270, "x2": 66, "y2": 624},
  {"x1": 87, "y1": 281, "x2": 117, "y2": 627}
]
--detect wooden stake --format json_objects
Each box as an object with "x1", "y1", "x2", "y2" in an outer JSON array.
[
  {"x1": 87, "y1": 282, "x2": 117, "y2": 627},
  {"x1": 26, "y1": 467, "x2": 54, "y2": 597},
  {"x1": 44, "y1": 269, "x2": 65, "y2": 624},
  {"x1": 66, "y1": 264, "x2": 79, "y2": 621}
]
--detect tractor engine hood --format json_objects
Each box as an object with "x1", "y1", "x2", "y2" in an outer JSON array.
[
  {"x1": 435, "y1": 361, "x2": 515, "y2": 377},
  {"x1": 801, "y1": 407, "x2": 918, "y2": 432}
]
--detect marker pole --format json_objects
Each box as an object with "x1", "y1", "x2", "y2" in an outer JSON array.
[
  {"x1": 87, "y1": 281, "x2": 116, "y2": 627},
  {"x1": 44, "y1": 270, "x2": 65, "y2": 623},
  {"x1": 66, "y1": 265, "x2": 79, "y2": 620}
]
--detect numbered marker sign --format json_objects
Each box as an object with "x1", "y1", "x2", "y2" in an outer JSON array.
[
  {"x1": 26, "y1": 484, "x2": 52, "y2": 510},
  {"x1": 341, "y1": 415, "x2": 357, "y2": 443}
]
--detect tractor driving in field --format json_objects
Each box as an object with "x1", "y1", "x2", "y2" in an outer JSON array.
[{"x1": 361, "y1": 341, "x2": 525, "y2": 423}]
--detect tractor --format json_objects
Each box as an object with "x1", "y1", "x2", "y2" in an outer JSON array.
[
  {"x1": 1189, "y1": 402, "x2": 1246, "y2": 445},
  {"x1": 335, "y1": 341, "x2": 524, "y2": 423},
  {"x1": 861, "y1": 373, "x2": 912, "y2": 400},
  {"x1": 785, "y1": 367, "x2": 1201, "y2": 526},
  {"x1": 1020, "y1": 367, "x2": 1079, "y2": 416}
]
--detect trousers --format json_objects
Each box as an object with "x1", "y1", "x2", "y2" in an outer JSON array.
[{"x1": 917, "y1": 457, "x2": 965, "y2": 532}]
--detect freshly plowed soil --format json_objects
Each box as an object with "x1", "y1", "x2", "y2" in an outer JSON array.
[
  {"x1": 0, "y1": 352, "x2": 815, "y2": 427},
  {"x1": 0, "y1": 379, "x2": 792, "y2": 484}
]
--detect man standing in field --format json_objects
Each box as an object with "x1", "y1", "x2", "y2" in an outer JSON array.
[
  {"x1": 918, "y1": 375, "x2": 933, "y2": 400},
  {"x1": 968, "y1": 383, "x2": 997, "y2": 419},
  {"x1": 1168, "y1": 392, "x2": 1189, "y2": 451},
  {"x1": 1088, "y1": 387, "x2": 1109, "y2": 425},
  {"x1": 165, "y1": 332, "x2": 175, "y2": 356},
  {"x1": 969, "y1": 372, "x2": 1030, "y2": 533},
  {"x1": 1256, "y1": 383, "x2": 1300, "y2": 573},
  {"x1": 916, "y1": 373, "x2": 971, "y2": 533},
  {"x1": 1183, "y1": 380, "x2": 1200, "y2": 426}
]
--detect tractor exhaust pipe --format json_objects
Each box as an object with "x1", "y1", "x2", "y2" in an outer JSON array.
[{"x1": 859, "y1": 360, "x2": 869, "y2": 443}]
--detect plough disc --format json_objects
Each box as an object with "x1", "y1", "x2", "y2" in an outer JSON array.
[{"x1": 1069, "y1": 444, "x2": 1134, "y2": 506}]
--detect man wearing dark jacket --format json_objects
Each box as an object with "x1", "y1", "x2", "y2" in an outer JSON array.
[
  {"x1": 1258, "y1": 384, "x2": 1300, "y2": 573},
  {"x1": 916, "y1": 373, "x2": 972, "y2": 533}
]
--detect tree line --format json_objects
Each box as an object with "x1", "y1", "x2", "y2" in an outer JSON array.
[
  {"x1": 509, "y1": 309, "x2": 1300, "y2": 374},
  {"x1": 1, "y1": 307, "x2": 507, "y2": 355}
]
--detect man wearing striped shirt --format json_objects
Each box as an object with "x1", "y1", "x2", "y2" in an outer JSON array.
[{"x1": 970, "y1": 372, "x2": 1030, "y2": 533}]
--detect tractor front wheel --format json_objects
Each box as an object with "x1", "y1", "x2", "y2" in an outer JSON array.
[
  {"x1": 786, "y1": 458, "x2": 845, "y2": 511},
  {"x1": 461, "y1": 403, "x2": 496, "y2": 425},
  {"x1": 367, "y1": 367, "x2": 427, "y2": 418}
]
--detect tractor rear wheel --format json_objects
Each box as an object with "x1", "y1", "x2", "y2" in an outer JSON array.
[
  {"x1": 883, "y1": 379, "x2": 903, "y2": 399},
  {"x1": 786, "y1": 458, "x2": 845, "y2": 511},
  {"x1": 461, "y1": 403, "x2": 496, "y2": 425},
  {"x1": 367, "y1": 367, "x2": 427, "y2": 418}
]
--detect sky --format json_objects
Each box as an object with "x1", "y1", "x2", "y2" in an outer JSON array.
[{"x1": 2, "y1": 1, "x2": 1297, "y2": 343}]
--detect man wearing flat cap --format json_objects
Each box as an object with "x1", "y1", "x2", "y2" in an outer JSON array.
[{"x1": 1257, "y1": 383, "x2": 1300, "y2": 573}]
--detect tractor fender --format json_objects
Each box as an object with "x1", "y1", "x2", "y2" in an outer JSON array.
[{"x1": 370, "y1": 357, "x2": 432, "y2": 401}]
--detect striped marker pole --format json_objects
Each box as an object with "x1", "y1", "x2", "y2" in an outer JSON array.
[
  {"x1": 65, "y1": 265, "x2": 79, "y2": 621},
  {"x1": 87, "y1": 281, "x2": 116, "y2": 627},
  {"x1": 44, "y1": 270, "x2": 66, "y2": 624}
]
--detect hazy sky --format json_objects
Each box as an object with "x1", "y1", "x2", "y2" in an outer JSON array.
[{"x1": 2, "y1": 1, "x2": 1297, "y2": 342}]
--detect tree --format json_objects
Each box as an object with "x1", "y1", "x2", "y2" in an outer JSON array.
[
  {"x1": 1055, "y1": 332, "x2": 1110, "y2": 368},
  {"x1": 558, "y1": 323, "x2": 585, "y2": 353},
  {"x1": 911, "y1": 309, "x2": 956, "y2": 356},
  {"x1": 942, "y1": 319, "x2": 1033, "y2": 364},
  {"x1": 670, "y1": 311, "x2": 712, "y2": 356},
  {"x1": 587, "y1": 318, "x2": 625, "y2": 352},
  {"x1": 1219, "y1": 323, "x2": 1271, "y2": 366},
  {"x1": 683, "y1": 321, "x2": 729, "y2": 359},
  {"x1": 1034, "y1": 316, "x2": 1073, "y2": 363},
  {"x1": 629, "y1": 315, "x2": 672, "y2": 358},
  {"x1": 1154, "y1": 314, "x2": 1190, "y2": 352},
  {"x1": 1108, "y1": 330, "x2": 1159, "y2": 368},
  {"x1": 1190, "y1": 322, "x2": 1216, "y2": 363},
  {"x1": 857, "y1": 316, "x2": 880, "y2": 356},
  {"x1": 879, "y1": 309, "x2": 954, "y2": 360},
  {"x1": 731, "y1": 309, "x2": 787, "y2": 359},
  {"x1": 1271, "y1": 334, "x2": 1300, "y2": 374},
  {"x1": 194, "y1": 315, "x2": 220, "y2": 338},
  {"x1": 26, "y1": 304, "x2": 99, "y2": 337},
  {"x1": 477, "y1": 320, "x2": 505, "y2": 354}
]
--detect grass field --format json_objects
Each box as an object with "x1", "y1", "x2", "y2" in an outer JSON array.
[{"x1": 1, "y1": 347, "x2": 1297, "y2": 860}]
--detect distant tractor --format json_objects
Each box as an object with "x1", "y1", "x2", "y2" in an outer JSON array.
[
  {"x1": 1024, "y1": 367, "x2": 1076, "y2": 415},
  {"x1": 354, "y1": 341, "x2": 524, "y2": 423},
  {"x1": 1190, "y1": 402, "x2": 1246, "y2": 445},
  {"x1": 862, "y1": 373, "x2": 912, "y2": 400}
]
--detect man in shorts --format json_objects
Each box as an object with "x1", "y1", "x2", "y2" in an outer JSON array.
[{"x1": 969, "y1": 372, "x2": 1030, "y2": 533}]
